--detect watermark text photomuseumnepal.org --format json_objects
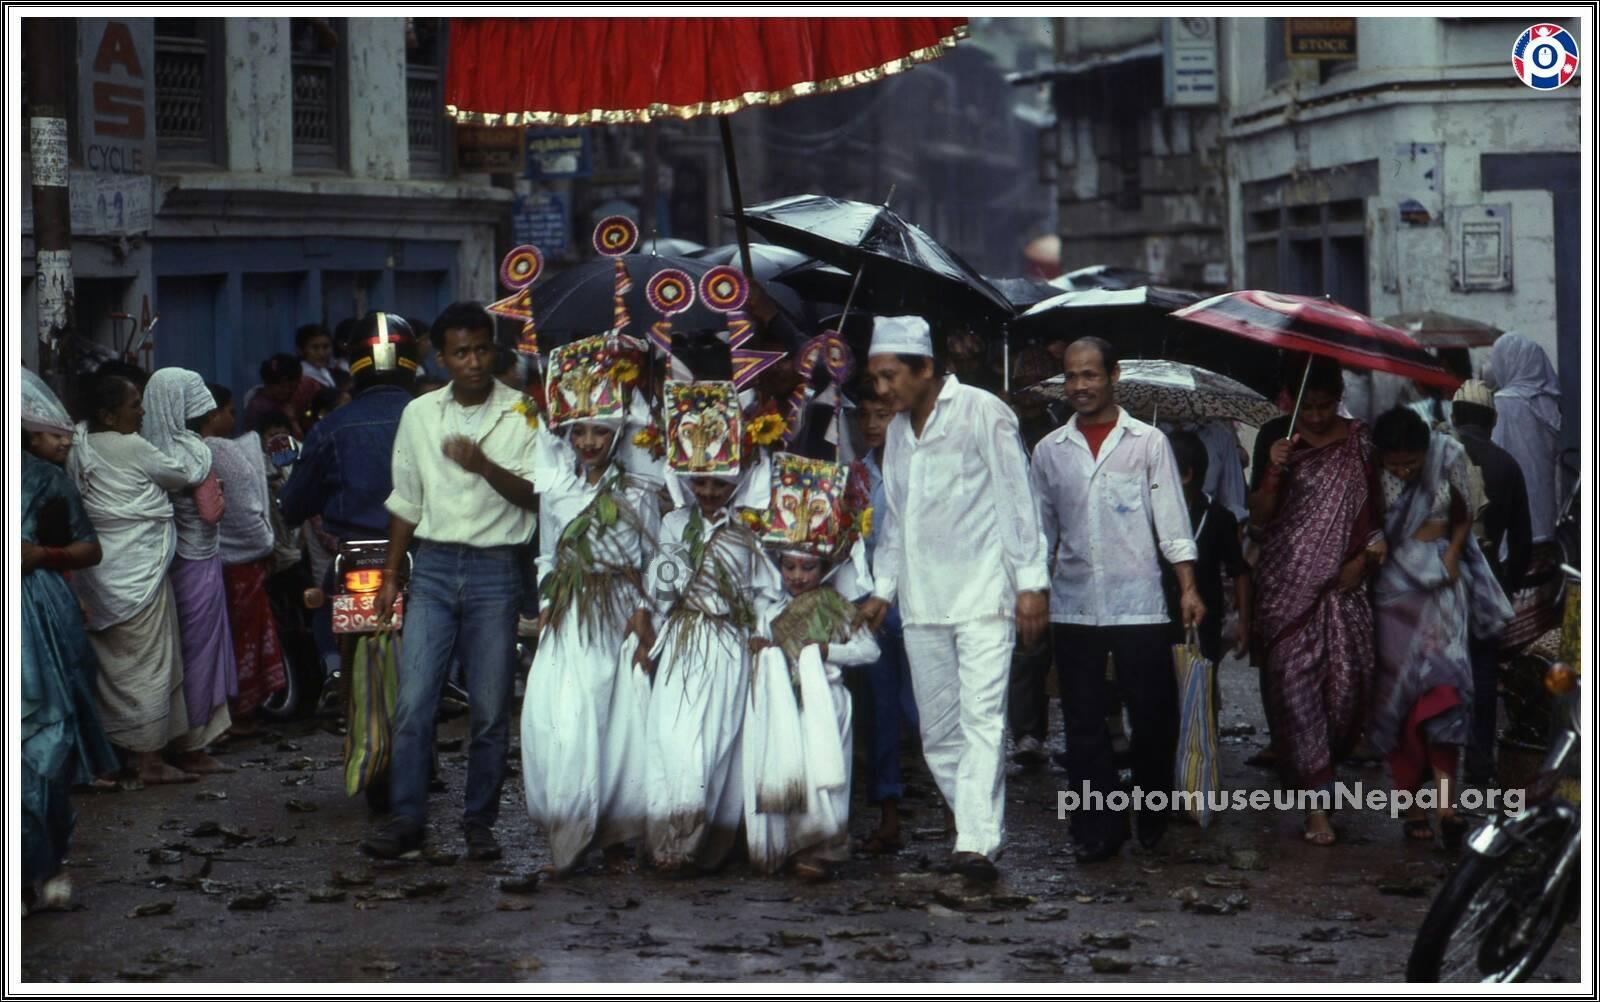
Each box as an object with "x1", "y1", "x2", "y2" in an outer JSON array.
[{"x1": 1057, "y1": 782, "x2": 1525, "y2": 820}]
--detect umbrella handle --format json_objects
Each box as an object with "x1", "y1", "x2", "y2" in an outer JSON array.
[{"x1": 1285, "y1": 358, "x2": 1313, "y2": 440}]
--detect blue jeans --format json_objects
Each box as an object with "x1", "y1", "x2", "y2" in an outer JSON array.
[
  {"x1": 389, "y1": 542, "x2": 522, "y2": 831},
  {"x1": 857, "y1": 607, "x2": 919, "y2": 803}
]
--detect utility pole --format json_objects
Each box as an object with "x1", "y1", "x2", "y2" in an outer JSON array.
[{"x1": 26, "y1": 17, "x2": 75, "y2": 389}]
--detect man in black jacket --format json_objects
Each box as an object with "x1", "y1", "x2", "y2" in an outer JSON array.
[{"x1": 1450, "y1": 379, "x2": 1533, "y2": 787}]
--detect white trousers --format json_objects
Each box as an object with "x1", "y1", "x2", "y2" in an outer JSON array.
[{"x1": 902, "y1": 616, "x2": 1015, "y2": 859}]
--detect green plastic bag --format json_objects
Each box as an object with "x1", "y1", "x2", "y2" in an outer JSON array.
[{"x1": 344, "y1": 632, "x2": 400, "y2": 797}]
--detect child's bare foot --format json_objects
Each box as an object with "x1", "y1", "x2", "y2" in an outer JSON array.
[
  {"x1": 171, "y1": 751, "x2": 234, "y2": 775},
  {"x1": 603, "y1": 845, "x2": 636, "y2": 874},
  {"x1": 138, "y1": 760, "x2": 199, "y2": 785},
  {"x1": 793, "y1": 857, "x2": 831, "y2": 883}
]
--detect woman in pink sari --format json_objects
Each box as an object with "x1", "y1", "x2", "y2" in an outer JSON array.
[{"x1": 1249, "y1": 357, "x2": 1386, "y2": 846}]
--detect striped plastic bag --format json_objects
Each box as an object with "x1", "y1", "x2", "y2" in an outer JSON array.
[
  {"x1": 344, "y1": 632, "x2": 400, "y2": 797},
  {"x1": 1171, "y1": 629, "x2": 1219, "y2": 828}
]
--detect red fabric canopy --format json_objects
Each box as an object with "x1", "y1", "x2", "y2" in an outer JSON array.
[
  {"x1": 445, "y1": 17, "x2": 969, "y2": 125},
  {"x1": 1173, "y1": 290, "x2": 1462, "y2": 391}
]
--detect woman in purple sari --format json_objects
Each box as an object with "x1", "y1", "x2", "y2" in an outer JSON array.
[
  {"x1": 1250, "y1": 358, "x2": 1385, "y2": 846},
  {"x1": 1368, "y1": 408, "x2": 1513, "y2": 848},
  {"x1": 141, "y1": 369, "x2": 237, "y2": 773}
]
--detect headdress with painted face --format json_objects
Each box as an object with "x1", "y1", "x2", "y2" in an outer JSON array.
[{"x1": 544, "y1": 333, "x2": 644, "y2": 435}]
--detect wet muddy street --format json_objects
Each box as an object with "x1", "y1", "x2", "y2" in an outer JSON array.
[{"x1": 21, "y1": 657, "x2": 1582, "y2": 984}]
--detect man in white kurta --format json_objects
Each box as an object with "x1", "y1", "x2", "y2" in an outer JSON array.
[{"x1": 857, "y1": 317, "x2": 1049, "y2": 882}]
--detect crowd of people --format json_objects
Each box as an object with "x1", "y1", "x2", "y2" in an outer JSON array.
[{"x1": 19, "y1": 270, "x2": 1567, "y2": 909}]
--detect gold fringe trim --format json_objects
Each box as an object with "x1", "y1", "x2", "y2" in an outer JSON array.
[{"x1": 447, "y1": 24, "x2": 969, "y2": 126}]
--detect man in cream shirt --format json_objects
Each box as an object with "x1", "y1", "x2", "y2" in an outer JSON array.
[
  {"x1": 1032, "y1": 336, "x2": 1204, "y2": 864},
  {"x1": 363, "y1": 302, "x2": 540, "y2": 861},
  {"x1": 856, "y1": 316, "x2": 1050, "y2": 884}
]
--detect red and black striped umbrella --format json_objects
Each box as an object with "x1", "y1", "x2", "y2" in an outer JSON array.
[{"x1": 1173, "y1": 290, "x2": 1461, "y2": 392}]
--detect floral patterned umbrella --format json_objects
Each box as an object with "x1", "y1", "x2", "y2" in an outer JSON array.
[{"x1": 1017, "y1": 359, "x2": 1281, "y2": 428}]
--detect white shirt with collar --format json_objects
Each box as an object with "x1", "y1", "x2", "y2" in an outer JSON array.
[
  {"x1": 386, "y1": 379, "x2": 539, "y2": 548},
  {"x1": 871, "y1": 374, "x2": 1050, "y2": 626},
  {"x1": 1031, "y1": 406, "x2": 1197, "y2": 626}
]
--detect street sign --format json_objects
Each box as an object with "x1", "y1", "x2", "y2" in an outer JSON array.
[
  {"x1": 21, "y1": 170, "x2": 152, "y2": 236},
  {"x1": 1163, "y1": 18, "x2": 1219, "y2": 107},
  {"x1": 513, "y1": 192, "x2": 571, "y2": 257},
  {"x1": 455, "y1": 125, "x2": 525, "y2": 172},
  {"x1": 1286, "y1": 17, "x2": 1358, "y2": 60},
  {"x1": 526, "y1": 128, "x2": 592, "y2": 179}
]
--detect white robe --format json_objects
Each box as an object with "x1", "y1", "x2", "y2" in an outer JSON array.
[
  {"x1": 519, "y1": 434, "x2": 661, "y2": 872},
  {"x1": 66, "y1": 427, "x2": 191, "y2": 631},
  {"x1": 743, "y1": 594, "x2": 879, "y2": 873},
  {"x1": 642, "y1": 504, "x2": 782, "y2": 870}
]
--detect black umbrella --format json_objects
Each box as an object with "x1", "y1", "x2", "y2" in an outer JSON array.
[
  {"x1": 691, "y1": 243, "x2": 814, "y2": 280},
  {"x1": 985, "y1": 275, "x2": 1061, "y2": 311},
  {"x1": 1009, "y1": 285, "x2": 1279, "y2": 395},
  {"x1": 632, "y1": 237, "x2": 705, "y2": 257},
  {"x1": 1013, "y1": 286, "x2": 1204, "y2": 338},
  {"x1": 526, "y1": 254, "x2": 728, "y2": 351},
  {"x1": 737, "y1": 194, "x2": 1014, "y2": 327},
  {"x1": 1048, "y1": 264, "x2": 1159, "y2": 292},
  {"x1": 770, "y1": 259, "x2": 853, "y2": 304}
]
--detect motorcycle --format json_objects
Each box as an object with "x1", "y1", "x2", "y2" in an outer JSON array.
[
  {"x1": 259, "y1": 433, "x2": 320, "y2": 720},
  {"x1": 329, "y1": 539, "x2": 410, "y2": 814},
  {"x1": 1406, "y1": 564, "x2": 1581, "y2": 982}
]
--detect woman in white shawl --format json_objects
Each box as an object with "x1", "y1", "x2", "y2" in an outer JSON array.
[
  {"x1": 67, "y1": 373, "x2": 203, "y2": 784},
  {"x1": 1487, "y1": 333, "x2": 1563, "y2": 543},
  {"x1": 519, "y1": 338, "x2": 662, "y2": 876},
  {"x1": 140, "y1": 368, "x2": 237, "y2": 772}
]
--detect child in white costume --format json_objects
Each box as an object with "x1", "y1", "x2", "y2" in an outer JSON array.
[
  {"x1": 742, "y1": 453, "x2": 877, "y2": 880},
  {"x1": 639, "y1": 380, "x2": 784, "y2": 872},
  {"x1": 519, "y1": 333, "x2": 662, "y2": 875}
]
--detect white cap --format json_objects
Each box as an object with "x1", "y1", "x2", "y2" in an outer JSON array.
[{"x1": 868, "y1": 316, "x2": 933, "y2": 358}]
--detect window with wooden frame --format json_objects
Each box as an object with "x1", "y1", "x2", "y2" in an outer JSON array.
[
  {"x1": 406, "y1": 17, "x2": 448, "y2": 177},
  {"x1": 154, "y1": 18, "x2": 225, "y2": 167},
  {"x1": 292, "y1": 17, "x2": 347, "y2": 172}
]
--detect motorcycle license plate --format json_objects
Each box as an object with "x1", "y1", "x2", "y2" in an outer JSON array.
[{"x1": 332, "y1": 593, "x2": 404, "y2": 634}]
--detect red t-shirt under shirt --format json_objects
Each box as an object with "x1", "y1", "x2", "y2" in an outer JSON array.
[{"x1": 1079, "y1": 418, "x2": 1116, "y2": 459}]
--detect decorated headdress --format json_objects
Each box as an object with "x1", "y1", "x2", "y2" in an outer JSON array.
[
  {"x1": 665, "y1": 380, "x2": 742, "y2": 480},
  {"x1": 747, "y1": 451, "x2": 873, "y2": 569},
  {"x1": 544, "y1": 332, "x2": 644, "y2": 432},
  {"x1": 782, "y1": 326, "x2": 857, "y2": 447},
  {"x1": 594, "y1": 215, "x2": 640, "y2": 338},
  {"x1": 488, "y1": 244, "x2": 545, "y2": 357}
]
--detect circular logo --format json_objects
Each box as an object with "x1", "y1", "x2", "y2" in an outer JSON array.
[
  {"x1": 1514, "y1": 23, "x2": 1579, "y2": 90},
  {"x1": 499, "y1": 245, "x2": 544, "y2": 290},
  {"x1": 698, "y1": 266, "x2": 749, "y2": 313},
  {"x1": 646, "y1": 269, "x2": 696, "y2": 316},
  {"x1": 593, "y1": 216, "x2": 640, "y2": 257}
]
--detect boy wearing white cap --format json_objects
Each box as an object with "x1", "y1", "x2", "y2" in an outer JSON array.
[{"x1": 856, "y1": 316, "x2": 1049, "y2": 883}]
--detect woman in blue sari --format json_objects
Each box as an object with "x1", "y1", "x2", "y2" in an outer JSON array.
[
  {"x1": 1368, "y1": 408, "x2": 1513, "y2": 848},
  {"x1": 20, "y1": 370, "x2": 121, "y2": 914}
]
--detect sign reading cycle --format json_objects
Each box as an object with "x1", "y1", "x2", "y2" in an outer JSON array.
[{"x1": 1286, "y1": 17, "x2": 1357, "y2": 60}]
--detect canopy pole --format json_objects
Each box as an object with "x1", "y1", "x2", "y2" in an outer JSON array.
[{"x1": 718, "y1": 117, "x2": 756, "y2": 279}]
